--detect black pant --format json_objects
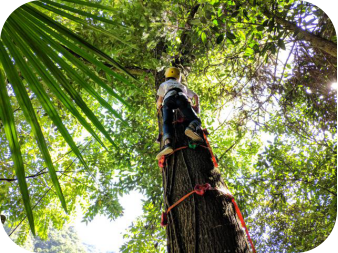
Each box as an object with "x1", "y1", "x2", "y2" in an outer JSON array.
[{"x1": 162, "y1": 94, "x2": 201, "y2": 141}]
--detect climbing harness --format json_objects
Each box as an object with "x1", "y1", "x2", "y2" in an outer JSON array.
[
  {"x1": 158, "y1": 144, "x2": 210, "y2": 170},
  {"x1": 158, "y1": 129, "x2": 216, "y2": 169},
  {"x1": 160, "y1": 183, "x2": 256, "y2": 253}
]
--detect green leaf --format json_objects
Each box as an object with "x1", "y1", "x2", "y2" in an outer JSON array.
[
  {"x1": 16, "y1": 9, "x2": 132, "y2": 109},
  {"x1": 0, "y1": 37, "x2": 67, "y2": 213},
  {"x1": 216, "y1": 34, "x2": 224, "y2": 44},
  {"x1": 278, "y1": 39, "x2": 286, "y2": 50},
  {"x1": 31, "y1": 1, "x2": 134, "y2": 49},
  {"x1": 21, "y1": 5, "x2": 140, "y2": 88},
  {"x1": 4, "y1": 21, "x2": 90, "y2": 170},
  {"x1": 0, "y1": 63, "x2": 35, "y2": 236},
  {"x1": 8, "y1": 16, "x2": 118, "y2": 149},
  {"x1": 201, "y1": 32, "x2": 207, "y2": 43},
  {"x1": 226, "y1": 31, "x2": 236, "y2": 40},
  {"x1": 205, "y1": 10, "x2": 212, "y2": 20}
]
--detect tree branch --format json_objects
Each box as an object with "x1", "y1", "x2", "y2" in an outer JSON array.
[{"x1": 262, "y1": 8, "x2": 337, "y2": 57}]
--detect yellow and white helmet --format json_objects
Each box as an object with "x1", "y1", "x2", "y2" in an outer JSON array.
[{"x1": 165, "y1": 67, "x2": 180, "y2": 80}]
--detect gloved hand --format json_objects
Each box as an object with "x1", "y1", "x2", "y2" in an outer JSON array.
[{"x1": 192, "y1": 105, "x2": 200, "y2": 114}]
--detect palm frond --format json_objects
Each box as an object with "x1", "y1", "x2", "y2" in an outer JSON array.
[
  {"x1": 0, "y1": 37, "x2": 67, "y2": 213},
  {"x1": 22, "y1": 4, "x2": 140, "y2": 86},
  {"x1": 40, "y1": 0, "x2": 122, "y2": 27},
  {"x1": 0, "y1": 63, "x2": 35, "y2": 236},
  {"x1": 1, "y1": 0, "x2": 140, "y2": 234}
]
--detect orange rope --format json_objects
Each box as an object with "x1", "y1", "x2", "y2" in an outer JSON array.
[
  {"x1": 202, "y1": 130, "x2": 218, "y2": 167},
  {"x1": 167, "y1": 190, "x2": 196, "y2": 214},
  {"x1": 231, "y1": 198, "x2": 256, "y2": 253},
  {"x1": 167, "y1": 146, "x2": 188, "y2": 156}
]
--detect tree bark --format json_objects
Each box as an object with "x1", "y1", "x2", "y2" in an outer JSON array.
[
  {"x1": 161, "y1": 114, "x2": 251, "y2": 253},
  {"x1": 263, "y1": 8, "x2": 337, "y2": 57}
]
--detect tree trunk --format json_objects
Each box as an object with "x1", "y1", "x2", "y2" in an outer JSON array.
[{"x1": 161, "y1": 113, "x2": 251, "y2": 253}]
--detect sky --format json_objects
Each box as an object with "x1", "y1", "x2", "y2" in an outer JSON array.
[
  {"x1": 0, "y1": 1, "x2": 337, "y2": 253},
  {"x1": 72, "y1": 191, "x2": 144, "y2": 253}
]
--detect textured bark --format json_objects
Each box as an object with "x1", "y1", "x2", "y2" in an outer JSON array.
[{"x1": 161, "y1": 113, "x2": 251, "y2": 253}]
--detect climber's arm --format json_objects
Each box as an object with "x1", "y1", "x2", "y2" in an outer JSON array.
[
  {"x1": 192, "y1": 94, "x2": 200, "y2": 114},
  {"x1": 157, "y1": 96, "x2": 164, "y2": 109},
  {"x1": 187, "y1": 87, "x2": 200, "y2": 113}
]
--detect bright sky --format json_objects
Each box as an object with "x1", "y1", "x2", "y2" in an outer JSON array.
[{"x1": 72, "y1": 191, "x2": 144, "y2": 253}]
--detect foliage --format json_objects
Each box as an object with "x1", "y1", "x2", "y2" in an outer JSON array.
[{"x1": 0, "y1": 0, "x2": 336, "y2": 252}]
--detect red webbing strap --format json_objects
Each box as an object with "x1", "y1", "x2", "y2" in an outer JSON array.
[
  {"x1": 161, "y1": 184, "x2": 211, "y2": 227},
  {"x1": 158, "y1": 146, "x2": 188, "y2": 170},
  {"x1": 158, "y1": 155, "x2": 166, "y2": 168},
  {"x1": 159, "y1": 145, "x2": 211, "y2": 170},
  {"x1": 167, "y1": 190, "x2": 195, "y2": 214},
  {"x1": 202, "y1": 129, "x2": 218, "y2": 168},
  {"x1": 172, "y1": 117, "x2": 185, "y2": 124},
  {"x1": 231, "y1": 198, "x2": 256, "y2": 253},
  {"x1": 167, "y1": 146, "x2": 188, "y2": 156}
]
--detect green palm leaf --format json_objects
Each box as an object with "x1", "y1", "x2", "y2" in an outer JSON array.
[
  {"x1": 11, "y1": 11, "x2": 126, "y2": 123},
  {"x1": 7, "y1": 17, "x2": 118, "y2": 149},
  {"x1": 0, "y1": 65, "x2": 35, "y2": 236},
  {"x1": 2, "y1": 22, "x2": 100, "y2": 167},
  {"x1": 12, "y1": 8, "x2": 132, "y2": 109},
  {"x1": 18, "y1": 7, "x2": 137, "y2": 105},
  {"x1": 31, "y1": 1, "x2": 134, "y2": 48},
  {"x1": 40, "y1": 0, "x2": 122, "y2": 27},
  {"x1": 57, "y1": 0, "x2": 116, "y2": 12},
  {"x1": 0, "y1": 38, "x2": 67, "y2": 213},
  {"x1": 0, "y1": 0, "x2": 139, "y2": 235},
  {"x1": 22, "y1": 4, "x2": 140, "y2": 87}
]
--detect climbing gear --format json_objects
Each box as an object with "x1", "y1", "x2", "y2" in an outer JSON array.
[
  {"x1": 160, "y1": 183, "x2": 211, "y2": 227},
  {"x1": 156, "y1": 144, "x2": 173, "y2": 160},
  {"x1": 160, "y1": 183, "x2": 257, "y2": 253},
  {"x1": 188, "y1": 140, "x2": 201, "y2": 149},
  {"x1": 165, "y1": 67, "x2": 180, "y2": 80},
  {"x1": 157, "y1": 128, "x2": 216, "y2": 169},
  {"x1": 158, "y1": 155, "x2": 166, "y2": 168},
  {"x1": 231, "y1": 198, "x2": 256, "y2": 253},
  {"x1": 163, "y1": 87, "x2": 184, "y2": 101}
]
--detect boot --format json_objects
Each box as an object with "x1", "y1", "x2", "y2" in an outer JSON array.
[
  {"x1": 185, "y1": 121, "x2": 203, "y2": 142},
  {"x1": 156, "y1": 143, "x2": 173, "y2": 160}
]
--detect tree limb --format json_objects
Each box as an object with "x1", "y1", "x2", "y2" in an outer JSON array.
[{"x1": 263, "y1": 8, "x2": 337, "y2": 57}]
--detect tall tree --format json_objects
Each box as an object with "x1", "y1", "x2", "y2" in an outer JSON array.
[{"x1": 1, "y1": 1, "x2": 336, "y2": 252}]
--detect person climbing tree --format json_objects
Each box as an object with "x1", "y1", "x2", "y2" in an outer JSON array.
[
  {"x1": 156, "y1": 67, "x2": 202, "y2": 160},
  {"x1": 155, "y1": 68, "x2": 255, "y2": 253}
]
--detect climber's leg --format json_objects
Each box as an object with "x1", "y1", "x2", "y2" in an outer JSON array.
[
  {"x1": 156, "y1": 97, "x2": 176, "y2": 159},
  {"x1": 176, "y1": 95, "x2": 203, "y2": 142}
]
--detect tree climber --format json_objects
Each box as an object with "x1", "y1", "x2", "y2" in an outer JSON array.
[{"x1": 156, "y1": 67, "x2": 202, "y2": 160}]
